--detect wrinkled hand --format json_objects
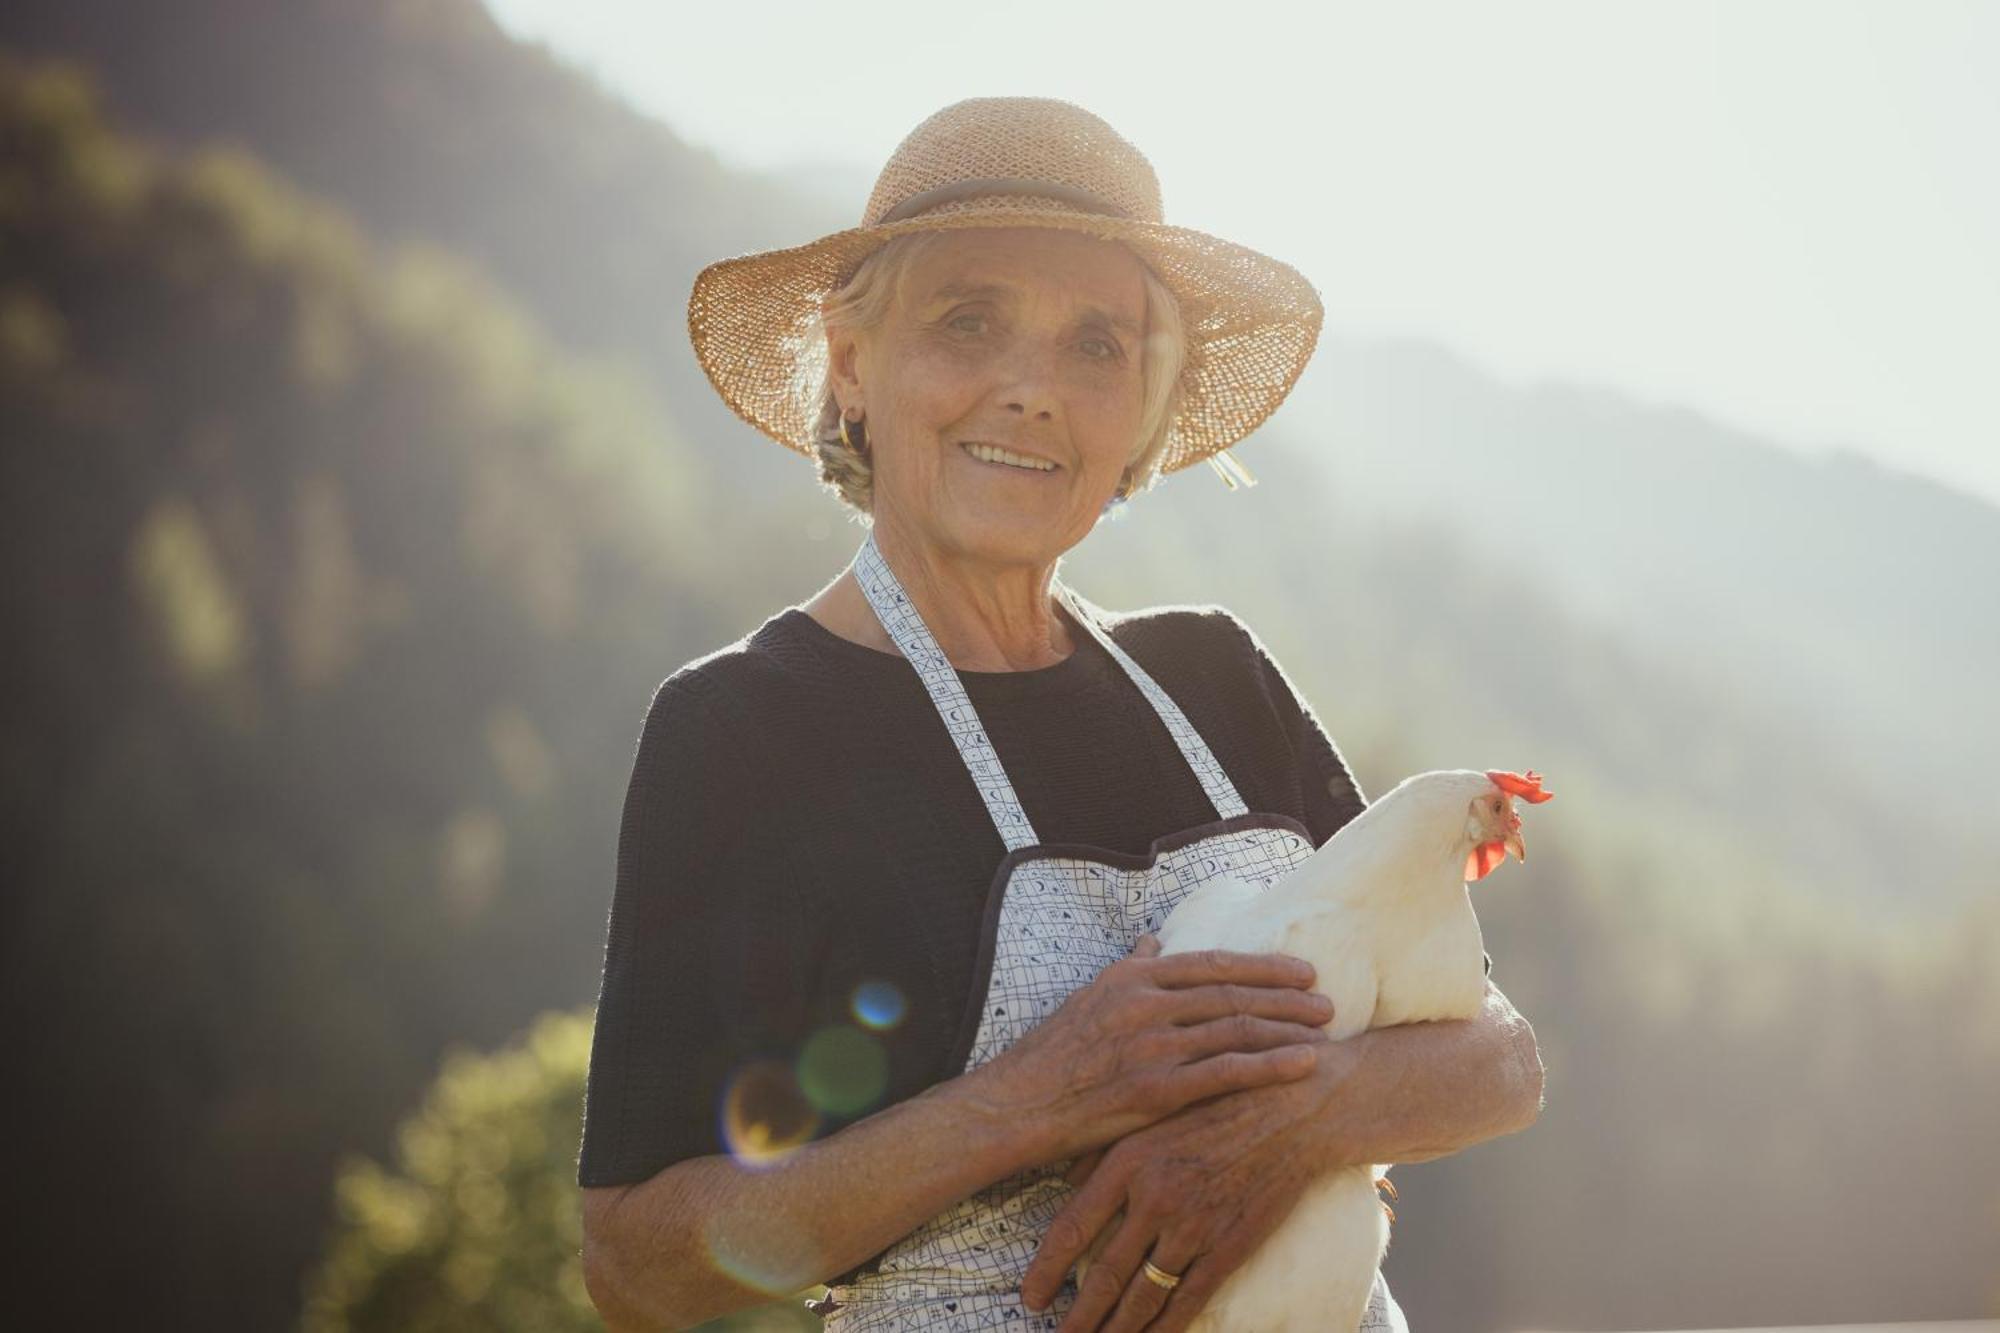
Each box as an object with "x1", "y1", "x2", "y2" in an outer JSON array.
[
  {"x1": 971, "y1": 934, "x2": 1332, "y2": 1165},
  {"x1": 1022, "y1": 1068, "x2": 1332, "y2": 1332}
]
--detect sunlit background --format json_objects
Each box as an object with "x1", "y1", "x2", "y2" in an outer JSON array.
[
  {"x1": 1, "y1": 1, "x2": 1994, "y2": 1331},
  {"x1": 488, "y1": 0, "x2": 2000, "y2": 511}
]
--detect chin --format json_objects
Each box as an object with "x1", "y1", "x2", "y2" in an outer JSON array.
[{"x1": 936, "y1": 507, "x2": 1088, "y2": 566}]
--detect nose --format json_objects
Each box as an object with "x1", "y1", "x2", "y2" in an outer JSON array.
[{"x1": 999, "y1": 342, "x2": 1060, "y2": 423}]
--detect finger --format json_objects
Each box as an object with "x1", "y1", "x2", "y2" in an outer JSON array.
[
  {"x1": 1025, "y1": 1166, "x2": 1131, "y2": 1311},
  {"x1": 1166, "y1": 982, "x2": 1333, "y2": 1028},
  {"x1": 1144, "y1": 948, "x2": 1315, "y2": 990},
  {"x1": 1101, "y1": 1234, "x2": 1198, "y2": 1333},
  {"x1": 1176, "y1": 1014, "x2": 1332, "y2": 1063},
  {"x1": 1130, "y1": 933, "x2": 1162, "y2": 958},
  {"x1": 1146, "y1": 1256, "x2": 1221, "y2": 1333},
  {"x1": 1167, "y1": 1044, "x2": 1319, "y2": 1105},
  {"x1": 1055, "y1": 1208, "x2": 1152, "y2": 1333},
  {"x1": 1065, "y1": 1148, "x2": 1106, "y2": 1188}
]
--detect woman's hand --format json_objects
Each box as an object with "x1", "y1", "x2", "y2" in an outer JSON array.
[
  {"x1": 1021, "y1": 982, "x2": 1547, "y2": 1331},
  {"x1": 1021, "y1": 1070, "x2": 1328, "y2": 1331},
  {"x1": 965, "y1": 934, "x2": 1333, "y2": 1166}
]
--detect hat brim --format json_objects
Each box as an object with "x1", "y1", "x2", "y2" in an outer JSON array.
[{"x1": 686, "y1": 203, "x2": 1323, "y2": 475}]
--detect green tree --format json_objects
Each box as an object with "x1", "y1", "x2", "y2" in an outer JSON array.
[{"x1": 303, "y1": 1010, "x2": 818, "y2": 1332}]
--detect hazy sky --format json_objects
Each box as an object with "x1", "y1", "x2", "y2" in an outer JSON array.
[{"x1": 485, "y1": 0, "x2": 1999, "y2": 508}]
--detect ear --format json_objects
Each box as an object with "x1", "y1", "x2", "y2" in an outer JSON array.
[{"x1": 824, "y1": 312, "x2": 866, "y2": 417}]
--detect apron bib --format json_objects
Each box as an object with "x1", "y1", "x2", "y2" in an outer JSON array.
[{"x1": 820, "y1": 529, "x2": 1406, "y2": 1332}]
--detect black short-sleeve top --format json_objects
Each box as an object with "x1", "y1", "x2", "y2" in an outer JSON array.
[{"x1": 576, "y1": 599, "x2": 1377, "y2": 1191}]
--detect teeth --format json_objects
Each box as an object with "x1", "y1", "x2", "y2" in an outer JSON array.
[{"x1": 962, "y1": 442, "x2": 1056, "y2": 472}]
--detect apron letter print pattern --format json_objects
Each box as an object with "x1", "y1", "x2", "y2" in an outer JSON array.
[{"x1": 821, "y1": 530, "x2": 1407, "y2": 1332}]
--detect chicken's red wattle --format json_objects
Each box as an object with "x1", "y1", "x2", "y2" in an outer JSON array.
[{"x1": 1465, "y1": 840, "x2": 1509, "y2": 882}]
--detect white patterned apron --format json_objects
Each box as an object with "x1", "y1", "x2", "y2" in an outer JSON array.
[{"x1": 818, "y1": 529, "x2": 1406, "y2": 1332}]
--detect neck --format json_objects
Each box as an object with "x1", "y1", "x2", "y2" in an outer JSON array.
[{"x1": 861, "y1": 515, "x2": 1075, "y2": 672}]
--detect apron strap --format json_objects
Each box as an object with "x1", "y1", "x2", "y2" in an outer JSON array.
[
  {"x1": 852, "y1": 528, "x2": 1251, "y2": 850},
  {"x1": 854, "y1": 528, "x2": 1041, "y2": 852},
  {"x1": 1052, "y1": 583, "x2": 1249, "y2": 820}
]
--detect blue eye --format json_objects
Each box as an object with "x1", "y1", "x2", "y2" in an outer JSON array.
[
  {"x1": 1080, "y1": 337, "x2": 1118, "y2": 361},
  {"x1": 949, "y1": 313, "x2": 987, "y2": 334}
]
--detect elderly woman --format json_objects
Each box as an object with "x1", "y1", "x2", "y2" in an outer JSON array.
[{"x1": 578, "y1": 98, "x2": 1543, "y2": 1333}]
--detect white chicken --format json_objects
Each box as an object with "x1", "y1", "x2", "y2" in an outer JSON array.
[{"x1": 1096, "y1": 767, "x2": 1553, "y2": 1332}]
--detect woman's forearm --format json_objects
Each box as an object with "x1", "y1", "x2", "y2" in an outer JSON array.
[
  {"x1": 1301, "y1": 979, "x2": 1544, "y2": 1169},
  {"x1": 581, "y1": 1061, "x2": 1051, "y2": 1332},
  {"x1": 580, "y1": 940, "x2": 1334, "y2": 1329}
]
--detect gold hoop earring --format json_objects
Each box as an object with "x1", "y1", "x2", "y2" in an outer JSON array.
[{"x1": 839, "y1": 411, "x2": 869, "y2": 455}]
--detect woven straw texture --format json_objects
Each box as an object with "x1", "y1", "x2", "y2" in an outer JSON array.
[{"x1": 687, "y1": 97, "x2": 1324, "y2": 475}]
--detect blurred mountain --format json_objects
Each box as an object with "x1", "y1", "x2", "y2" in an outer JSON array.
[
  {"x1": 1282, "y1": 338, "x2": 2000, "y2": 841},
  {"x1": 0, "y1": 0, "x2": 846, "y2": 503}
]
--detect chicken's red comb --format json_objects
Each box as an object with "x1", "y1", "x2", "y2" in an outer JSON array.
[{"x1": 1486, "y1": 769, "x2": 1554, "y2": 803}]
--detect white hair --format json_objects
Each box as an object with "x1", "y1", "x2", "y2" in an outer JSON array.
[{"x1": 806, "y1": 230, "x2": 1187, "y2": 515}]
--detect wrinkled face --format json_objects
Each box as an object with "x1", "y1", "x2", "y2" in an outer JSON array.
[{"x1": 833, "y1": 227, "x2": 1149, "y2": 568}]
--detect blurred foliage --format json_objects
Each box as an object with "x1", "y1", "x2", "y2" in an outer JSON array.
[
  {"x1": 0, "y1": 48, "x2": 804, "y2": 1330},
  {"x1": 0, "y1": 0, "x2": 848, "y2": 507},
  {"x1": 303, "y1": 1010, "x2": 817, "y2": 1333},
  {"x1": 1, "y1": 7, "x2": 1997, "y2": 1332},
  {"x1": 303, "y1": 1013, "x2": 600, "y2": 1333}
]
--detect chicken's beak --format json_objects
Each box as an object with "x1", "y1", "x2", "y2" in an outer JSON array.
[{"x1": 1503, "y1": 826, "x2": 1527, "y2": 864}]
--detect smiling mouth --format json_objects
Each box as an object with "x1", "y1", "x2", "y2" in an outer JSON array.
[{"x1": 960, "y1": 441, "x2": 1060, "y2": 473}]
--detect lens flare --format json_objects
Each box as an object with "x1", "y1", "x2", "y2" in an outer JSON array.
[
  {"x1": 796, "y1": 1025, "x2": 889, "y2": 1117},
  {"x1": 720, "y1": 1059, "x2": 818, "y2": 1168},
  {"x1": 851, "y1": 980, "x2": 906, "y2": 1030},
  {"x1": 704, "y1": 1210, "x2": 821, "y2": 1296}
]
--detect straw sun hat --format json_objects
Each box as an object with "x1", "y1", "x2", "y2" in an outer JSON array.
[{"x1": 686, "y1": 96, "x2": 1324, "y2": 484}]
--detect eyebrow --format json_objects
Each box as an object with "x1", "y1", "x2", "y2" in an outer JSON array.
[{"x1": 928, "y1": 280, "x2": 1142, "y2": 337}]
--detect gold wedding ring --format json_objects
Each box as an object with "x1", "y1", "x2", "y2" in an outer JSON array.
[{"x1": 1141, "y1": 1259, "x2": 1183, "y2": 1291}]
